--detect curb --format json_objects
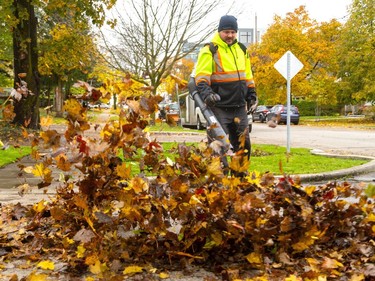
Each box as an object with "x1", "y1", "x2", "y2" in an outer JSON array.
[
  {"x1": 289, "y1": 149, "x2": 375, "y2": 182},
  {"x1": 151, "y1": 132, "x2": 375, "y2": 183}
]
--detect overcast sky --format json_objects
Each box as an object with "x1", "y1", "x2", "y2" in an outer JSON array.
[{"x1": 229, "y1": 0, "x2": 353, "y2": 30}]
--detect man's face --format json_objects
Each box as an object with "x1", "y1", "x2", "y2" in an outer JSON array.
[{"x1": 219, "y1": 30, "x2": 237, "y2": 45}]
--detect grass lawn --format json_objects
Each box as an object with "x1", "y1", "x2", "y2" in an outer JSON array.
[
  {"x1": 122, "y1": 142, "x2": 369, "y2": 176},
  {"x1": 0, "y1": 136, "x2": 368, "y2": 176},
  {"x1": 0, "y1": 146, "x2": 32, "y2": 167}
]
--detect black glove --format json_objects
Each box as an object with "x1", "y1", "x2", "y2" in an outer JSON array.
[
  {"x1": 187, "y1": 76, "x2": 197, "y2": 94},
  {"x1": 205, "y1": 93, "x2": 221, "y2": 107},
  {"x1": 247, "y1": 87, "x2": 258, "y2": 113}
]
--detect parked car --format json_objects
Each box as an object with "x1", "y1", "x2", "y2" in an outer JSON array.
[
  {"x1": 253, "y1": 105, "x2": 272, "y2": 123},
  {"x1": 266, "y1": 104, "x2": 300, "y2": 125},
  {"x1": 164, "y1": 102, "x2": 180, "y2": 123}
]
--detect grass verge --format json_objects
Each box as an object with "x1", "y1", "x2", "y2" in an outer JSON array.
[
  {"x1": 123, "y1": 142, "x2": 369, "y2": 176},
  {"x1": 0, "y1": 146, "x2": 32, "y2": 167}
]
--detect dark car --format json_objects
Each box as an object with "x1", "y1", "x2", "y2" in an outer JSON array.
[
  {"x1": 253, "y1": 105, "x2": 272, "y2": 123},
  {"x1": 266, "y1": 104, "x2": 300, "y2": 125}
]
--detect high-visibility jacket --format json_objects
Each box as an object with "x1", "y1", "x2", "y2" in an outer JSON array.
[{"x1": 194, "y1": 32, "x2": 255, "y2": 108}]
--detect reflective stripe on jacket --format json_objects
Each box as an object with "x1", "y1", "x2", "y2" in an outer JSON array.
[{"x1": 195, "y1": 32, "x2": 255, "y2": 108}]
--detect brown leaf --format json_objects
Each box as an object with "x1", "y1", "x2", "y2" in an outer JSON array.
[{"x1": 73, "y1": 228, "x2": 96, "y2": 243}]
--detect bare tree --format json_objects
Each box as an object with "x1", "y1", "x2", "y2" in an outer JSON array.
[{"x1": 100, "y1": 0, "x2": 229, "y2": 94}]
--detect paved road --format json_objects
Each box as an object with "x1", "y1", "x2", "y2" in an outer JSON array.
[
  {"x1": 250, "y1": 122, "x2": 375, "y2": 157},
  {"x1": 151, "y1": 122, "x2": 375, "y2": 157}
]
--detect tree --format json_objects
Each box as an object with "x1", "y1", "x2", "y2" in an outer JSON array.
[
  {"x1": 337, "y1": 0, "x2": 375, "y2": 104},
  {"x1": 5, "y1": 0, "x2": 117, "y2": 129},
  {"x1": 0, "y1": 2, "x2": 13, "y2": 86},
  {"x1": 99, "y1": 0, "x2": 228, "y2": 96},
  {"x1": 12, "y1": 0, "x2": 40, "y2": 128},
  {"x1": 39, "y1": 21, "x2": 101, "y2": 116},
  {"x1": 250, "y1": 6, "x2": 342, "y2": 109}
]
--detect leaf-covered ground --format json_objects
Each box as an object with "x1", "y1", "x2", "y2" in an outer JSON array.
[{"x1": 0, "y1": 97, "x2": 374, "y2": 281}]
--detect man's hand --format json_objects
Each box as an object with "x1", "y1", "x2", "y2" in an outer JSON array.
[
  {"x1": 248, "y1": 103, "x2": 257, "y2": 114},
  {"x1": 205, "y1": 93, "x2": 221, "y2": 107},
  {"x1": 247, "y1": 98, "x2": 258, "y2": 114},
  {"x1": 247, "y1": 87, "x2": 258, "y2": 113}
]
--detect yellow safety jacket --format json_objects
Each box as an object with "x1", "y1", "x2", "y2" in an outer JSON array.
[{"x1": 195, "y1": 32, "x2": 255, "y2": 108}]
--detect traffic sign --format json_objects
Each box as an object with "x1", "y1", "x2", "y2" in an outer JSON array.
[
  {"x1": 273, "y1": 51, "x2": 304, "y2": 154},
  {"x1": 274, "y1": 51, "x2": 303, "y2": 80}
]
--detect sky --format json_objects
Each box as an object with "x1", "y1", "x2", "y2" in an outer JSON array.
[{"x1": 230, "y1": 0, "x2": 353, "y2": 30}]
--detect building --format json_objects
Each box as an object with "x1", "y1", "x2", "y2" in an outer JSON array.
[
  {"x1": 183, "y1": 27, "x2": 258, "y2": 63},
  {"x1": 238, "y1": 28, "x2": 255, "y2": 46}
]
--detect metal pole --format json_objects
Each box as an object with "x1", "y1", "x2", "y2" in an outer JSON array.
[
  {"x1": 176, "y1": 83, "x2": 181, "y2": 126},
  {"x1": 286, "y1": 52, "x2": 291, "y2": 154}
]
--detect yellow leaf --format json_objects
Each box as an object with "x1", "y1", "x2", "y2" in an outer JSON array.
[
  {"x1": 159, "y1": 272, "x2": 169, "y2": 279},
  {"x1": 33, "y1": 200, "x2": 46, "y2": 213},
  {"x1": 350, "y1": 274, "x2": 365, "y2": 281},
  {"x1": 89, "y1": 260, "x2": 104, "y2": 275},
  {"x1": 40, "y1": 115, "x2": 54, "y2": 127},
  {"x1": 123, "y1": 265, "x2": 143, "y2": 275},
  {"x1": 28, "y1": 272, "x2": 48, "y2": 281},
  {"x1": 32, "y1": 163, "x2": 46, "y2": 177},
  {"x1": 256, "y1": 217, "x2": 268, "y2": 228},
  {"x1": 76, "y1": 245, "x2": 86, "y2": 258},
  {"x1": 37, "y1": 260, "x2": 55, "y2": 270},
  {"x1": 285, "y1": 275, "x2": 302, "y2": 281},
  {"x1": 245, "y1": 252, "x2": 262, "y2": 264},
  {"x1": 292, "y1": 241, "x2": 309, "y2": 252},
  {"x1": 207, "y1": 157, "x2": 223, "y2": 176},
  {"x1": 304, "y1": 185, "x2": 316, "y2": 196},
  {"x1": 31, "y1": 163, "x2": 52, "y2": 179},
  {"x1": 365, "y1": 212, "x2": 375, "y2": 223},
  {"x1": 189, "y1": 194, "x2": 202, "y2": 205},
  {"x1": 55, "y1": 154, "x2": 71, "y2": 171},
  {"x1": 128, "y1": 177, "x2": 149, "y2": 194},
  {"x1": 115, "y1": 162, "x2": 131, "y2": 179}
]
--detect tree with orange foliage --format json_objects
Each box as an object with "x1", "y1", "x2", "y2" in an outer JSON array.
[{"x1": 250, "y1": 6, "x2": 342, "y2": 109}]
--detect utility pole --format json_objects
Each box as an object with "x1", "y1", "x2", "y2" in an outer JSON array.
[{"x1": 255, "y1": 12, "x2": 258, "y2": 43}]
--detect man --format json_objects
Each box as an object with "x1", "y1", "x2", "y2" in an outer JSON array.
[{"x1": 194, "y1": 15, "x2": 258, "y2": 175}]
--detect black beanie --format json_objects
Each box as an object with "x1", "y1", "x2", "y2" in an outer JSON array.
[{"x1": 218, "y1": 15, "x2": 238, "y2": 32}]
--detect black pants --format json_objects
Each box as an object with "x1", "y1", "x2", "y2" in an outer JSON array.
[{"x1": 209, "y1": 106, "x2": 251, "y2": 159}]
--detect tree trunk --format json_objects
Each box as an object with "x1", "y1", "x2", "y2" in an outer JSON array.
[
  {"x1": 12, "y1": 0, "x2": 40, "y2": 129},
  {"x1": 55, "y1": 77, "x2": 64, "y2": 117}
]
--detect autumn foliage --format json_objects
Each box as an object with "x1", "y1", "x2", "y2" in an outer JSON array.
[{"x1": 0, "y1": 91, "x2": 374, "y2": 280}]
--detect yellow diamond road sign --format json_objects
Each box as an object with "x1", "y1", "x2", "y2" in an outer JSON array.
[{"x1": 274, "y1": 51, "x2": 303, "y2": 80}]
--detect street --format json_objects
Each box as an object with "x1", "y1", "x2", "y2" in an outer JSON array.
[{"x1": 250, "y1": 122, "x2": 375, "y2": 157}]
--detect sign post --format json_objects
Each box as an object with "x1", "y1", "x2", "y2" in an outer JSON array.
[{"x1": 274, "y1": 51, "x2": 303, "y2": 154}]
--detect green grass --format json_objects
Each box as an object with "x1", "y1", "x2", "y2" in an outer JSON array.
[
  {"x1": 0, "y1": 141, "x2": 368, "y2": 176},
  {"x1": 149, "y1": 122, "x2": 200, "y2": 132},
  {"x1": 0, "y1": 146, "x2": 32, "y2": 167},
  {"x1": 121, "y1": 142, "x2": 369, "y2": 176},
  {"x1": 250, "y1": 144, "x2": 368, "y2": 175}
]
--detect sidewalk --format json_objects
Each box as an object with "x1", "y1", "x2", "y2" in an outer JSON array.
[{"x1": 1, "y1": 134, "x2": 375, "y2": 206}]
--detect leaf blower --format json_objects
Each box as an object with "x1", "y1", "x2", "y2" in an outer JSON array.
[{"x1": 187, "y1": 77, "x2": 231, "y2": 154}]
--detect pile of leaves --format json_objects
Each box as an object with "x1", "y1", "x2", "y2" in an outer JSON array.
[{"x1": 0, "y1": 96, "x2": 374, "y2": 281}]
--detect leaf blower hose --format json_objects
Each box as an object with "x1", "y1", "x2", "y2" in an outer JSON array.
[{"x1": 188, "y1": 77, "x2": 231, "y2": 155}]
